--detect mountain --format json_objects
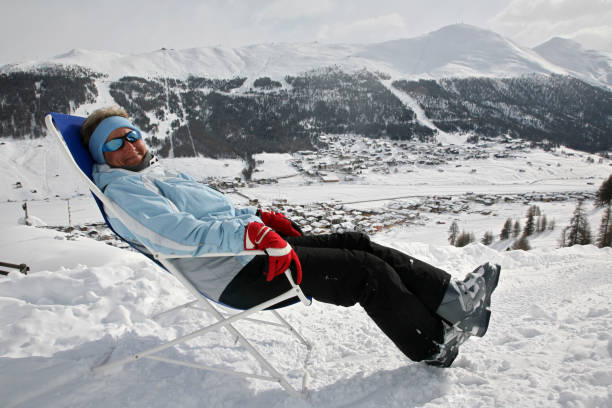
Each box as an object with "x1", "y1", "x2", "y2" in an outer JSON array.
[
  {"x1": 4, "y1": 24, "x2": 610, "y2": 88},
  {"x1": 392, "y1": 75, "x2": 612, "y2": 151},
  {"x1": 1, "y1": 24, "x2": 611, "y2": 156},
  {"x1": 358, "y1": 24, "x2": 567, "y2": 80},
  {"x1": 533, "y1": 37, "x2": 612, "y2": 89}
]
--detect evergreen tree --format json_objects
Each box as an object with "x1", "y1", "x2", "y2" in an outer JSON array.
[
  {"x1": 538, "y1": 214, "x2": 548, "y2": 232},
  {"x1": 559, "y1": 227, "x2": 568, "y2": 248},
  {"x1": 563, "y1": 200, "x2": 592, "y2": 246},
  {"x1": 481, "y1": 231, "x2": 494, "y2": 246},
  {"x1": 455, "y1": 231, "x2": 475, "y2": 247},
  {"x1": 523, "y1": 205, "x2": 537, "y2": 236},
  {"x1": 512, "y1": 235, "x2": 531, "y2": 251},
  {"x1": 512, "y1": 220, "x2": 521, "y2": 238},
  {"x1": 500, "y1": 218, "x2": 512, "y2": 240},
  {"x1": 595, "y1": 175, "x2": 612, "y2": 207},
  {"x1": 448, "y1": 221, "x2": 459, "y2": 246},
  {"x1": 597, "y1": 203, "x2": 612, "y2": 248},
  {"x1": 534, "y1": 205, "x2": 541, "y2": 216}
]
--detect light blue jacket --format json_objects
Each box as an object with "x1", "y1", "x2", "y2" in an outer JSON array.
[{"x1": 93, "y1": 162, "x2": 261, "y2": 301}]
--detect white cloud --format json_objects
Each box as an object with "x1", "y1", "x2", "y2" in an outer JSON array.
[
  {"x1": 492, "y1": 0, "x2": 611, "y2": 23},
  {"x1": 317, "y1": 13, "x2": 408, "y2": 43},
  {"x1": 566, "y1": 25, "x2": 612, "y2": 53},
  {"x1": 1, "y1": 0, "x2": 610, "y2": 64},
  {"x1": 488, "y1": 0, "x2": 612, "y2": 50},
  {"x1": 255, "y1": 0, "x2": 335, "y2": 21}
]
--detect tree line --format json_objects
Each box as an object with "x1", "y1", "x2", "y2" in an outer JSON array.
[{"x1": 448, "y1": 175, "x2": 612, "y2": 250}]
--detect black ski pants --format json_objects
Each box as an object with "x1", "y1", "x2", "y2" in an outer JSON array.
[{"x1": 219, "y1": 232, "x2": 451, "y2": 361}]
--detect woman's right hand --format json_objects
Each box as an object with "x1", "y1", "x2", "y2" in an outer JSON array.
[{"x1": 244, "y1": 222, "x2": 302, "y2": 284}]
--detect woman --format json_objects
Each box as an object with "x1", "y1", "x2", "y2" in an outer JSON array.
[{"x1": 81, "y1": 106, "x2": 501, "y2": 367}]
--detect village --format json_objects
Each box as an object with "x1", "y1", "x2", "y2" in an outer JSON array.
[
  {"x1": 263, "y1": 189, "x2": 595, "y2": 236},
  {"x1": 50, "y1": 134, "x2": 600, "y2": 246},
  {"x1": 289, "y1": 134, "x2": 533, "y2": 182},
  {"x1": 198, "y1": 134, "x2": 601, "y2": 236}
]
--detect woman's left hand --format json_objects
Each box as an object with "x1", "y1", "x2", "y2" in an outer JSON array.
[{"x1": 258, "y1": 210, "x2": 302, "y2": 237}]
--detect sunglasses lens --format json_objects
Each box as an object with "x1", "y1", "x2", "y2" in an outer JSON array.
[
  {"x1": 103, "y1": 138, "x2": 123, "y2": 152},
  {"x1": 102, "y1": 130, "x2": 141, "y2": 153},
  {"x1": 125, "y1": 130, "x2": 141, "y2": 142}
]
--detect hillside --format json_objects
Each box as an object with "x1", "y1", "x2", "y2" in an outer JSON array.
[
  {"x1": 0, "y1": 223, "x2": 610, "y2": 407},
  {"x1": 1, "y1": 101, "x2": 611, "y2": 407},
  {"x1": 1, "y1": 24, "x2": 611, "y2": 156}
]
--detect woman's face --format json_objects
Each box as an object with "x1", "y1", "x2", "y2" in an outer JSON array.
[{"x1": 103, "y1": 127, "x2": 148, "y2": 168}]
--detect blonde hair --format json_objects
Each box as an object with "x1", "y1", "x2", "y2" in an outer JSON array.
[{"x1": 80, "y1": 106, "x2": 129, "y2": 146}]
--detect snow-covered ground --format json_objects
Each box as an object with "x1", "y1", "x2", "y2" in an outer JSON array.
[
  {"x1": 1, "y1": 224, "x2": 611, "y2": 407},
  {"x1": 1, "y1": 134, "x2": 611, "y2": 407}
]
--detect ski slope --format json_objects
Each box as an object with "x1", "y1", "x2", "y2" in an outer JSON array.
[{"x1": 0, "y1": 223, "x2": 610, "y2": 407}]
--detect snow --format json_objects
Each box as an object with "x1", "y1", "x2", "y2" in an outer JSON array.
[
  {"x1": 1, "y1": 130, "x2": 612, "y2": 407},
  {"x1": 1, "y1": 221, "x2": 611, "y2": 407},
  {"x1": 252, "y1": 153, "x2": 298, "y2": 181},
  {"x1": 357, "y1": 24, "x2": 568, "y2": 80},
  {"x1": 3, "y1": 24, "x2": 611, "y2": 90},
  {"x1": 534, "y1": 37, "x2": 612, "y2": 90},
  {"x1": 379, "y1": 79, "x2": 440, "y2": 131}
]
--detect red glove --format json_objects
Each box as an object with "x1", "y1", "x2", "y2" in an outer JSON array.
[
  {"x1": 258, "y1": 210, "x2": 302, "y2": 237},
  {"x1": 244, "y1": 222, "x2": 303, "y2": 284}
]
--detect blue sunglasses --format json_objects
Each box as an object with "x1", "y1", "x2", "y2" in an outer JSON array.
[{"x1": 102, "y1": 130, "x2": 142, "y2": 153}]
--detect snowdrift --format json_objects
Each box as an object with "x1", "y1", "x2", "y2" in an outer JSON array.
[{"x1": 1, "y1": 225, "x2": 611, "y2": 407}]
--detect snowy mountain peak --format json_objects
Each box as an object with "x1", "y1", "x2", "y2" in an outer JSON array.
[
  {"x1": 533, "y1": 37, "x2": 612, "y2": 88},
  {"x1": 357, "y1": 23, "x2": 566, "y2": 79},
  {"x1": 425, "y1": 23, "x2": 506, "y2": 42},
  {"x1": 53, "y1": 48, "x2": 127, "y2": 60},
  {"x1": 4, "y1": 23, "x2": 611, "y2": 88},
  {"x1": 536, "y1": 37, "x2": 584, "y2": 52}
]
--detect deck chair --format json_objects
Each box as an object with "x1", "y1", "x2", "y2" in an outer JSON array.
[{"x1": 45, "y1": 112, "x2": 312, "y2": 398}]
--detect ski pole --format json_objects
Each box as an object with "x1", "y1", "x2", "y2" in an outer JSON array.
[{"x1": 0, "y1": 262, "x2": 29, "y2": 275}]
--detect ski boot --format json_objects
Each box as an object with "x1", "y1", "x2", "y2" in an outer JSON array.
[
  {"x1": 436, "y1": 262, "x2": 501, "y2": 337},
  {"x1": 424, "y1": 322, "x2": 471, "y2": 367}
]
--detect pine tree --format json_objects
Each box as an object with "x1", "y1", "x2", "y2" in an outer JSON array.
[
  {"x1": 523, "y1": 205, "x2": 537, "y2": 236},
  {"x1": 538, "y1": 214, "x2": 548, "y2": 232},
  {"x1": 448, "y1": 221, "x2": 459, "y2": 246},
  {"x1": 563, "y1": 200, "x2": 592, "y2": 246},
  {"x1": 455, "y1": 231, "x2": 475, "y2": 247},
  {"x1": 512, "y1": 235, "x2": 531, "y2": 251},
  {"x1": 534, "y1": 205, "x2": 541, "y2": 216},
  {"x1": 594, "y1": 175, "x2": 612, "y2": 207},
  {"x1": 500, "y1": 218, "x2": 512, "y2": 240},
  {"x1": 597, "y1": 203, "x2": 612, "y2": 248},
  {"x1": 559, "y1": 227, "x2": 568, "y2": 248},
  {"x1": 481, "y1": 231, "x2": 494, "y2": 246},
  {"x1": 512, "y1": 220, "x2": 521, "y2": 238}
]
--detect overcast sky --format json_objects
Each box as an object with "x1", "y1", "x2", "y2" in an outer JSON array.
[{"x1": 1, "y1": 0, "x2": 610, "y2": 65}]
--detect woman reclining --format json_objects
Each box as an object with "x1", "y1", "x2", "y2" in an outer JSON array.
[{"x1": 80, "y1": 106, "x2": 501, "y2": 367}]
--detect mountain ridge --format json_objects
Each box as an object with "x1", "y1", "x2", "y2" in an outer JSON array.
[
  {"x1": 1, "y1": 24, "x2": 611, "y2": 156},
  {"x1": 2, "y1": 24, "x2": 610, "y2": 89},
  {"x1": 533, "y1": 37, "x2": 612, "y2": 88}
]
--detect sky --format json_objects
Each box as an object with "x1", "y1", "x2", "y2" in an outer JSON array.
[{"x1": 0, "y1": 0, "x2": 611, "y2": 65}]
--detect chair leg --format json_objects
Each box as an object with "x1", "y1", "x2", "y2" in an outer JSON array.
[
  {"x1": 151, "y1": 300, "x2": 199, "y2": 320},
  {"x1": 93, "y1": 288, "x2": 308, "y2": 398},
  {"x1": 270, "y1": 310, "x2": 311, "y2": 349},
  {"x1": 195, "y1": 296, "x2": 306, "y2": 398},
  {"x1": 270, "y1": 309, "x2": 313, "y2": 393}
]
